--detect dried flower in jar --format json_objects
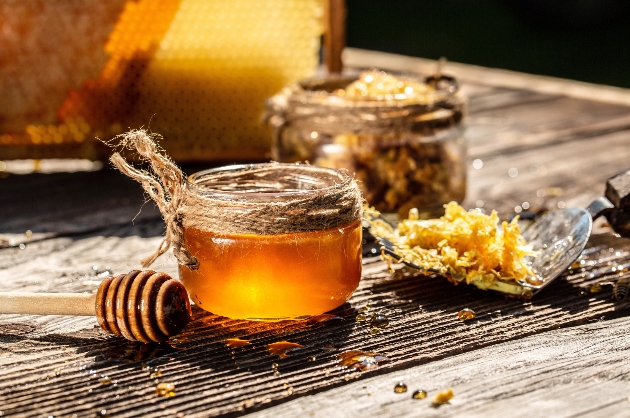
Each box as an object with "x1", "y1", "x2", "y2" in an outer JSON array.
[
  {"x1": 267, "y1": 70, "x2": 466, "y2": 217},
  {"x1": 336, "y1": 70, "x2": 435, "y2": 100}
]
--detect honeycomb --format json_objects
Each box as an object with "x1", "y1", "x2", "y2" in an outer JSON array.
[{"x1": 0, "y1": 0, "x2": 324, "y2": 162}]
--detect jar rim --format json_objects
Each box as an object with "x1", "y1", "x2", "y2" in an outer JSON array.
[
  {"x1": 186, "y1": 163, "x2": 353, "y2": 201},
  {"x1": 282, "y1": 73, "x2": 460, "y2": 108}
]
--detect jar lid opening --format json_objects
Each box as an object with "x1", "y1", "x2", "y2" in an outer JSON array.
[{"x1": 187, "y1": 163, "x2": 352, "y2": 201}]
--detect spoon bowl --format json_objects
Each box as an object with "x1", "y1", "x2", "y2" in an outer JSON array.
[
  {"x1": 368, "y1": 169, "x2": 630, "y2": 299},
  {"x1": 370, "y1": 209, "x2": 591, "y2": 298},
  {"x1": 518, "y1": 208, "x2": 591, "y2": 295}
]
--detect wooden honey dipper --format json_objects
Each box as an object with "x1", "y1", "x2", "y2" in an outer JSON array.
[{"x1": 0, "y1": 270, "x2": 192, "y2": 343}]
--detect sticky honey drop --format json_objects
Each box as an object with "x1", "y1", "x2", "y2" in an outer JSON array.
[
  {"x1": 156, "y1": 382, "x2": 176, "y2": 397},
  {"x1": 338, "y1": 350, "x2": 388, "y2": 372},
  {"x1": 99, "y1": 377, "x2": 113, "y2": 386},
  {"x1": 589, "y1": 283, "x2": 602, "y2": 293},
  {"x1": 370, "y1": 315, "x2": 389, "y2": 328},
  {"x1": 358, "y1": 305, "x2": 370, "y2": 314},
  {"x1": 412, "y1": 389, "x2": 427, "y2": 399},
  {"x1": 267, "y1": 341, "x2": 304, "y2": 358},
  {"x1": 369, "y1": 327, "x2": 381, "y2": 335},
  {"x1": 526, "y1": 276, "x2": 545, "y2": 286},
  {"x1": 394, "y1": 382, "x2": 408, "y2": 393},
  {"x1": 457, "y1": 308, "x2": 476, "y2": 321},
  {"x1": 225, "y1": 338, "x2": 251, "y2": 348}
]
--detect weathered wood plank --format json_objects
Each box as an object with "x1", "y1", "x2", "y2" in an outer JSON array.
[
  {"x1": 467, "y1": 97, "x2": 630, "y2": 159},
  {"x1": 465, "y1": 129, "x2": 630, "y2": 214},
  {"x1": 344, "y1": 48, "x2": 630, "y2": 107},
  {"x1": 246, "y1": 315, "x2": 630, "y2": 418},
  {"x1": 0, "y1": 168, "x2": 161, "y2": 236},
  {"x1": 1, "y1": 226, "x2": 630, "y2": 417},
  {"x1": 0, "y1": 221, "x2": 170, "y2": 293}
]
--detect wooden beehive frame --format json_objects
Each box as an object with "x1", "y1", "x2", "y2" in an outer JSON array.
[
  {"x1": 324, "y1": 0, "x2": 346, "y2": 73},
  {"x1": 0, "y1": 0, "x2": 347, "y2": 162}
]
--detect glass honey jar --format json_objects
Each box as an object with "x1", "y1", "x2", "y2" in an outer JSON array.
[
  {"x1": 178, "y1": 163, "x2": 363, "y2": 320},
  {"x1": 266, "y1": 70, "x2": 467, "y2": 218}
]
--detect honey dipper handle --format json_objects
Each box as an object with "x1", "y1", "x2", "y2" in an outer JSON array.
[{"x1": 0, "y1": 292, "x2": 96, "y2": 316}]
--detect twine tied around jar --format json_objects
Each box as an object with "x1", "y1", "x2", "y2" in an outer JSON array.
[{"x1": 109, "y1": 130, "x2": 363, "y2": 271}]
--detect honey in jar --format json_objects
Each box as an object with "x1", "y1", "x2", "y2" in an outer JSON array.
[
  {"x1": 179, "y1": 163, "x2": 363, "y2": 320},
  {"x1": 181, "y1": 220, "x2": 361, "y2": 320}
]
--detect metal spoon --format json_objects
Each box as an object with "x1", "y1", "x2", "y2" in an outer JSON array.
[{"x1": 367, "y1": 170, "x2": 630, "y2": 299}]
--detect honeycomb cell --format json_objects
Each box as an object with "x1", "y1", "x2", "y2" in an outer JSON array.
[{"x1": 4, "y1": 0, "x2": 323, "y2": 161}]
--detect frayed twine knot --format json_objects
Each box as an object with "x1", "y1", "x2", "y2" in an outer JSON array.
[{"x1": 109, "y1": 129, "x2": 199, "y2": 270}]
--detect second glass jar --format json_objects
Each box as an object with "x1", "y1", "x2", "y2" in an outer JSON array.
[{"x1": 266, "y1": 72, "x2": 467, "y2": 217}]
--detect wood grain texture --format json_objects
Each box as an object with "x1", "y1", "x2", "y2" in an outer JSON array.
[
  {"x1": 466, "y1": 129, "x2": 630, "y2": 215},
  {"x1": 247, "y1": 315, "x2": 630, "y2": 418},
  {"x1": 1, "y1": 228, "x2": 630, "y2": 417},
  {"x1": 0, "y1": 167, "x2": 161, "y2": 236}
]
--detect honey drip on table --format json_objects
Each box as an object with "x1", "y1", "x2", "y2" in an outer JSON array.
[
  {"x1": 225, "y1": 338, "x2": 251, "y2": 348},
  {"x1": 267, "y1": 341, "x2": 304, "y2": 358},
  {"x1": 155, "y1": 382, "x2": 176, "y2": 397},
  {"x1": 457, "y1": 308, "x2": 476, "y2": 321},
  {"x1": 337, "y1": 350, "x2": 388, "y2": 371},
  {"x1": 412, "y1": 389, "x2": 428, "y2": 399},
  {"x1": 394, "y1": 382, "x2": 408, "y2": 393}
]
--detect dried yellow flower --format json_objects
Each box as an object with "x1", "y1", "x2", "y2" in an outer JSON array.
[
  {"x1": 367, "y1": 202, "x2": 536, "y2": 295},
  {"x1": 431, "y1": 388, "x2": 454, "y2": 406},
  {"x1": 337, "y1": 70, "x2": 435, "y2": 101}
]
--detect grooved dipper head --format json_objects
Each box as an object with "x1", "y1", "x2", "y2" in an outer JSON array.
[{"x1": 95, "y1": 270, "x2": 192, "y2": 343}]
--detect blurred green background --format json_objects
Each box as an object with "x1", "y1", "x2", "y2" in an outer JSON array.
[{"x1": 346, "y1": 0, "x2": 630, "y2": 88}]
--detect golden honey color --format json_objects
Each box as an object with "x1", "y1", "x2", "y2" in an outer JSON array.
[{"x1": 179, "y1": 220, "x2": 362, "y2": 320}]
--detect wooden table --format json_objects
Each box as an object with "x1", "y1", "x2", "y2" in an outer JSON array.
[{"x1": 2, "y1": 49, "x2": 630, "y2": 418}]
